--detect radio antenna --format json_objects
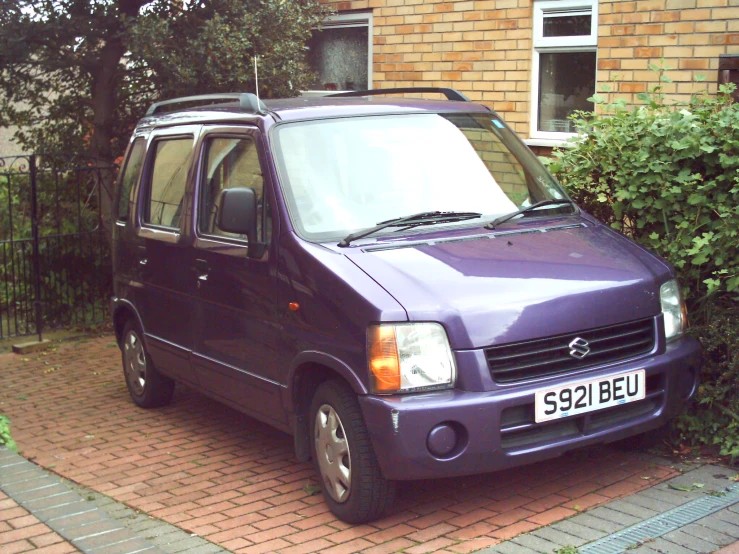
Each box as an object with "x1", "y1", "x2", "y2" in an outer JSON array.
[{"x1": 254, "y1": 55, "x2": 260, "y2": 103}]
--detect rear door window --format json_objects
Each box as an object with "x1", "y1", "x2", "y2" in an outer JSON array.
[
  {"x1": 117, "y1": 138, "x2": 145, "y2": 221},
  {"x1": 144, "y1": 138, "x2": 193, "y2": 229}
]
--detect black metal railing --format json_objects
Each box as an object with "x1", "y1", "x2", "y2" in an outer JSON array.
[{"x1": 0, "y1": 154, "x2": 117, "y2": 340}]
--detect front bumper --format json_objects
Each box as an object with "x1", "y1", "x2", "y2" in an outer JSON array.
[{"x1": 360, "y1": 335, "x2": 701, "y2": 481}]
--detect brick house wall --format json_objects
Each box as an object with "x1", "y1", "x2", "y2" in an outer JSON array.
[
  {"x1": 317, "y1": 0, "x2": 739, "y2": 151},
  {"x1": 598, "y1": 1, "x2": 739, "y2": 104}
]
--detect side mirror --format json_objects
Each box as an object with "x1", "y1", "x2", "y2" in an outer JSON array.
[{"x1": 218, "y1": 187, "x2": 266, "y2": 259}]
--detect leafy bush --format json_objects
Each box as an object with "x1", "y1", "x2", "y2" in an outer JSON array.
[
  {"x1": 0, "y1": 415, "x2": 18, "y2": 452},
  {"x1": 545, "y1": 80, "x2": 739, "y2": 311},
  {"x1": 673, "y1": 306, "x2": 739, "y2": 460},
  {"x1": 545, "y1": 76, "x2": 739, "y2": 459}
]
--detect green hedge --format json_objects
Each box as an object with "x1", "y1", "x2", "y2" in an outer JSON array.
[
  {"x1": 545, "y1": 82, "x2": 738, "y2": 310},
  {"x1": 675, "y1": 306, "x2": 739, "y2": 459},
  {"x1": 545, "y1": 79, "x2": 739, "y2": 459},
  {"x1": 0, "y1": 414, "x2": 17, "y2": 452}
]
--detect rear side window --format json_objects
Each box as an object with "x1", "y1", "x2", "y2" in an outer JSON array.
[
  {"x1": 117, "y1": 138, "x2": 145, "y2": 221},
  {"x1": 200, "y1": 137, "x2": 264, "y2": 240},
  {"x1": 145, "y1": 138, "x2": 192, "y2": 229}
]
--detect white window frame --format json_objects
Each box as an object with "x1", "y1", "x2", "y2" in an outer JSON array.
[
  {"x1": 301, "y1": 11, "x2": 373, "y2": 97},
  {"x1": 530, "y1": 0, "x2": 598, "y2": 142}
]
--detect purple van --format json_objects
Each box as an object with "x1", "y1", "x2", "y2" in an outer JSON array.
[{"x1": 111, "y1": 89, "x2": 701, "y2": 523}]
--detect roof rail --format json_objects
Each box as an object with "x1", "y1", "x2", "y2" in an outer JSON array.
[
  {"x1": 145, "y1": 93, "x2": 266, "y2": 116},
  {"x1": 329, "y1": 87, "x2": 471, "y2": 102}
]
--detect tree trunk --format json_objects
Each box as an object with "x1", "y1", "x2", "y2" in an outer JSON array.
[{"x1": 89, "y1": 35, "x2": 126, "y2": 238}]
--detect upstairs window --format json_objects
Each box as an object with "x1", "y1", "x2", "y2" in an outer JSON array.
[
  {"x1": 305, "y1": 12, "x2": 372, "y2": 94},
  {"x1": 531, "y1": 0, "x2": 598, "y2": 139}
]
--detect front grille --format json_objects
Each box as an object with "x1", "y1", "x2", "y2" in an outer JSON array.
[{"x1": 486, "y1": 318, "x2": 656, "y2": 384}]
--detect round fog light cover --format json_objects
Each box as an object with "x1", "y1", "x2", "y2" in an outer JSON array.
[
  {"x1": 427, "y1": 423, "x2": 457, "y2": 457},
  {"x1": 676, "y1": 367, "x2": 698, "y2": 400}
]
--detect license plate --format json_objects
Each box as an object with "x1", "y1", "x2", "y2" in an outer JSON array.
[{"x1": 534, "y1": 370, "x2": 646, "y2": 423}]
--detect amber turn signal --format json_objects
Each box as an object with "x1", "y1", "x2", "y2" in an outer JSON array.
[{"x1": 367, "y1": 325, "x2": 401, "y2": 392}]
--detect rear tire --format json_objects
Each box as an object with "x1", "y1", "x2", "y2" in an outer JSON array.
[
  {"x1": 310, "y1": 380, "x2": 396, "y2": 523},
  {"x1": 121, "y1": 320, "x2": 174, "y2": 408}
]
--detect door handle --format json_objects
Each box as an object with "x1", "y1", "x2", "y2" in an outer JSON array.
[
  {"x1": 137, "y1": 246, "x2": 147, "y2": 266},
  {"x1": 193, "y1": 259, "x2": 209, "y2": 281}
]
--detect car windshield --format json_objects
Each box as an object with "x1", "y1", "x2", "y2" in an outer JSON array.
[{"x1": 273, "y1": 113, "x2": 571, "y2": 242}]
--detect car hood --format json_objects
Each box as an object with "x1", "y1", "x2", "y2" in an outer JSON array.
[{"x1": 341, "y1": 220, "x2": 672, "y2": 349}]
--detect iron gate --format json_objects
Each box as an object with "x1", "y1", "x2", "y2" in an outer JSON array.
[{"x1": 0, "y1": 154, "x2": 117, "y2": 340}]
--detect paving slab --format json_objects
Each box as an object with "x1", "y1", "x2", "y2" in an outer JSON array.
[
  {"x1": 567, "y1": 513, "x2": 626, "y2": 534},
  {"x1": 699, "y1": 518, "x2": 739, "y2": 540},
  {"x1": 510, "y1": 532, "x2": 562, "y2": 553},
  {"x1": 681, "y1": 521, "x2": 737, "y2": 547},
  {"x1": 492, "y1": 541, "x2": 541, "y2": 554},
  {"x1": 662, "y1": 529, "x2": 722, "y2": 552},
  {"x1": 586, "y1": 505, "x2": 643, "y2": 526},
  {"x1": 479, "y1": 465, "x2": 739, "y2": 554},
  {"x1": 12, "y1": 338, "x2": 53, "y2": 354},
  {"x1": 603, "y1": 498, "x2": 661, "y2": 520},
  {"x1": 549, "y1": 519, "x2": 609, "y2": 542},
  {"x1": 637, "y1": 537, "x2": 696, "y2": 554},
  {"x1": 626, "y1": 492, "x2": 690, "y2": 514},
  {"x1": 531, "y1": 525, "x2": 590, "y2": 548}
]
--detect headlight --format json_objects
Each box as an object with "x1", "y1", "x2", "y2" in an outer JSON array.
[
  {"x1": 367, "y1": 323, "x2": 456, "y2": 394},
  {"x1": 660, "y1": 279, "x2": 687, "y2": 342}
]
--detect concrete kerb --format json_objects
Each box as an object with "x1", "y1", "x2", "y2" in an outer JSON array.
[{"x1": 0, "y1": 446, "x2": 227, "y2": 554}]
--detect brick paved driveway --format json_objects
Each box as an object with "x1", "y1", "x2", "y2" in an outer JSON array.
[{"x1": 0, "y1": 336, "x2": 678, "y2": 554}]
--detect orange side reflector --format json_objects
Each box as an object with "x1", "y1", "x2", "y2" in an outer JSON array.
[{"x1": 368, "y1": 326, "x2": 401, "y2": 392}]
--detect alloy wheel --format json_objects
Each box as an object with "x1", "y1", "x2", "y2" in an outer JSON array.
[
  {"x1": 314, "y1": 403, "x2": 352, "y2": 503},
  {"x1": 123, "y1": 330, "x2": 146, "y2": 396}
]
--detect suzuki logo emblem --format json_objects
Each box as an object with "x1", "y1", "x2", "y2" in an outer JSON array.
[{"x1": 568, "y1": 337, "x2": 590, "y2": 359}]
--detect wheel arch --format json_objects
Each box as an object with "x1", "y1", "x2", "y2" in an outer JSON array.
[
  {"x1": 285, "y1": 352, "x2": 368, "y2": 415},
  {"x1": 112, "y1": 299, "x2": 146, "y2": 347},
  {"x1": 286, "y1": 352, "x2": 368, "y2": 463}
]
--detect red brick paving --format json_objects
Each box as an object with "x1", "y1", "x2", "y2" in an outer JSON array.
[
  {"x1": 0, "y1": 336, "x2": 679, "y2": 553},
  {"x1": 0, "y1": 490, "x2": 79, "y2": 553}
]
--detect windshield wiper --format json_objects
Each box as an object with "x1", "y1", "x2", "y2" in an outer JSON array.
[
  {"x1": 339, "y1": 211, "x2": 482, "y2": 247},
  {"x1": 484, "y1": 199, "x2": 575, "y2": 230}
]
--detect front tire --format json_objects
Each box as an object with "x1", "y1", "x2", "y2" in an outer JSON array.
[
  {"x1": 121, "y1": 321, "x2": 175, "y2": 408},
  {"x1": 309, "y1": 380, "x2": 395, "y2": 523}
]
